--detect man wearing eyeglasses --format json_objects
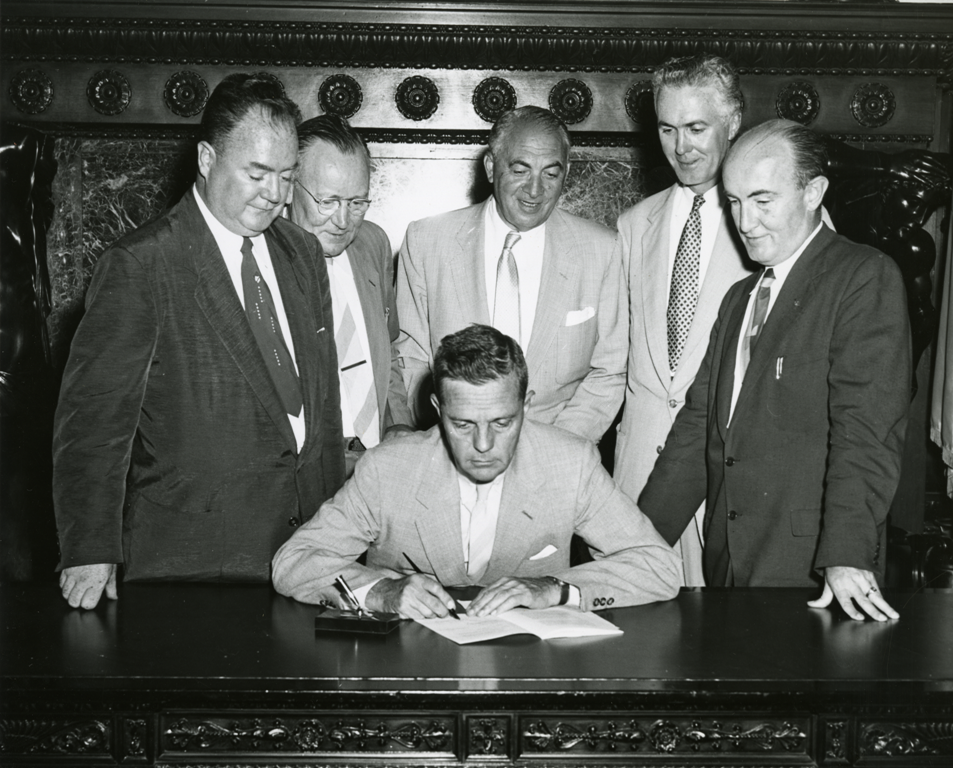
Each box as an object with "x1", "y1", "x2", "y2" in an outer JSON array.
[{"x1": 290, "y1": 115, "x2": 414, "y2": 476}]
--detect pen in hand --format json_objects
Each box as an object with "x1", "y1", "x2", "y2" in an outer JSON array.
[{"x1": 403, "y1": 553, "x2": 462, "y2": 620}]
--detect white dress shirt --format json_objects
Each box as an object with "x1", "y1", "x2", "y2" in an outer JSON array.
[
  {"x1": 193, "y1": 187, "x2": 305, "y2": 451},
  {"x1": 483, "y1": 200, "x2": 546, "y2": 349},
  {"x1": 728, "y1": 221, "x2": 823, "y2": 423},
  {"x1": 326, "y1": 249, "x2": 381, "y2": 447}
]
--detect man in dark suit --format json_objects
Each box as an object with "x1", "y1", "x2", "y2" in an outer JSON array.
[
  {"x1": 638, "y1": 120, "x2": 911, "y2": 621},
  {"x1": 54, "y1": 74, "x2": 346, "y2": 609},
  {"x1": 289, "y1": 115, "x2": 413, "y2": 477}
]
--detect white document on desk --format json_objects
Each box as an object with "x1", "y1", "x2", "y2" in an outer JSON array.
[{"x1": 415, "y1": 606, "x2": 622, "y2": 644}]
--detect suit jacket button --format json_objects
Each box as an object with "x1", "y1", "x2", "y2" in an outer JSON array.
[
  {"x1": 725, "y1": 457, "x2": 735, "y2": 466},
  {"x1": 656, "y1": 445, "x2": 664, "y2": 454},
  {"x1": 668, "y1": 399, "x2": 678, "y2": 408},
  {"x1": 288, "y1": 517, "x2": 300, "y2": 527},
  {"x1": 728, "y1": 510, "x2": 738, "y2": 520}
]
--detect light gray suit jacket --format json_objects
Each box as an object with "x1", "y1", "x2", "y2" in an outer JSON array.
[
  {"x1": 271, "y1": 420, "x2": 681, "y2": 610},
  {"x1": 614, "y1": 185, "x2": 754, "y2": 499},
  {"x1": 345, "y1": 220, "x2": 412, "y2": 434},
  {"x1": 395, "y1": 199, "x2": 626, "y2": 442}
]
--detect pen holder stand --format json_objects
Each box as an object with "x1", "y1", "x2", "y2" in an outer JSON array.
[{"x1": 314, "y1": 606, "x2": 403, "y2": 635}]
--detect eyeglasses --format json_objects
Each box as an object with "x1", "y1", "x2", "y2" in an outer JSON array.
[{"x1": 295, "y1": 180, "x2": 371, "y2": 216}]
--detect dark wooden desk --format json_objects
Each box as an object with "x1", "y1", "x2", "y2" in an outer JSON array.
[{"x1": 1, "y1": 584, "x2": 951, "y2": 767}]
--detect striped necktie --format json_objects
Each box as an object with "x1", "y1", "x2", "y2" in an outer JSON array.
[
  {"x1": 743, "y1": 268, "x2": 776, "y2": 371},
  {"x1": 240, "y1": 237, "x2": 302, "y2": 416},
  {"x1": 335, "y1": 301, "x2": 378, "y2": 440}
]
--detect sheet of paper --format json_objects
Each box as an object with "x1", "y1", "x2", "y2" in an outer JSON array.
[
  {"x1": 415, "y1": 606, "x2": 622, "y2": 644},
  {"x1": 415, "y1": 614, "x2": 527, "y2": 644}
]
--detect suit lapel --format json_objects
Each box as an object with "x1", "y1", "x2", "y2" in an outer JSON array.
[
  {"x1": 414, "y1": 437, "x2": 470, "y2": 585},
  {"x1": 731, "y1": 226, "x2": 834, "y2": 425},
  {"x1": 189, "y1": 198, "x2": 297, "y2": 449},
  {"x1": 714, "y1": 276, "x2": 754, "y2": 441},
  {"x1": 347, "y1": 230, "x2": 390, "y2": 426},
  {"x1": 641, "y1": 187, "x2": 676, "y2": 389},
  {"x1": 525, "y1": 209, "x2": 580, "y2": 375},
  {"x1": 451, "y1": 202, "x2": 490, "y2": 326}
]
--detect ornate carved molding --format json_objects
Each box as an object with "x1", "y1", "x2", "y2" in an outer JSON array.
[
  {"x1": 0, "y1": 718, "x2": 111, "y2": 755},
  {"x1": 851, "y1": 82, "x2": 897, "y2": 128},
  {"x1": 861, "y1": 722, "x2": 953, "y2": 756},
  {"x1": 521, "y1": 717, "x2": 808, "y2": 754},
  {"x1": 395, "y1": 76, "x2": 439, "y2": 121},
  {"x1": 318, "y1": 73, "x2": 363, "y2": 118},
  {"x1": 162, "y1": 715, "x2": 454, "y2": 755},
  {"x1": 163, "y1": 70, "x2": 208, "y2": 117},
  {"x1": 468, "y1": 716, "x2": 509, "y2": 757},
  {"x1": 9, "y1": 68, "x2": 53, "y2": 114},
  {"x1": 122, "y1": 717, "x2": 147, "y2": 758},
  {"x1": 776, "y1": 80, "x2": 820, "y2": 125},
  {"x1": 472, "y1": 77, "x2": 517, "y2": 123},
  {"x1": 3, "y1": 18, "x2": 951, "y2": 79},
  {"x1": 823, "y1": 719, "x2": 849, "y2": 763},
  {"x1": 86, "y1": 69, "x2": 131, "y2": 116}
]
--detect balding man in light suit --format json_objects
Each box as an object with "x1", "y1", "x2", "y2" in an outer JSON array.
[{"x1": 396, "y1": 106, "x2": 625, "y2": 442}]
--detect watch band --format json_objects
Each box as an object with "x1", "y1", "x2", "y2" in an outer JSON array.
[{"x1": 546, "y1": 576, "x2": 570, "y2": 606}]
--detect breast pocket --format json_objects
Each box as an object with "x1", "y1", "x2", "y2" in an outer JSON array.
[
  {"x1": 556, "y1": 314, "x2": 598, "y2": 384},
  {"x1": 766, "y1": 353, "x2": 829, "y2": 435}
]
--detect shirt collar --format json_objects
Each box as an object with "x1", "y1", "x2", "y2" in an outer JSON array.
[
  {"x1": 457, "y1": 470, "x2": 506, "y2": 510},
  {"x1": 193, "y1": 185, "x2": 263, "y2": 256},
  {"x1": 486, "y1": 196, "x2": 546, "y2": 245}
]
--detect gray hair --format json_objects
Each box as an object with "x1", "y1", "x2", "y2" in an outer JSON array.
[
  {"x1": 297, "y1": 114, "x2": 370, "y2": 164},
  {"x1": 652, "y1": 53, "x2": 744, "y2": 119},
  {"x1": 488, "y1": 106, "x2": 571, "y2": 160}
]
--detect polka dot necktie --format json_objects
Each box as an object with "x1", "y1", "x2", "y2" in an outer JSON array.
[
  {"x1": 667, "y1": 194, "x2": 705, "y2": 373},
  {"x1": 493, "y1": 231, "x2": 522, "y2": 345},
  {"x1": 240, "y1": 236, "x2": 302, "y2": 417}
]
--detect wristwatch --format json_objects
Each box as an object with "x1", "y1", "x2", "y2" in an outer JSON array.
[{"x1": 544, "y1": 576, "x2": 571, "y2": 606}]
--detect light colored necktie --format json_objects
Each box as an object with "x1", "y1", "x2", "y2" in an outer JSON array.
[
  {"x1": 742, "y1": 268, "x2": 776, "y2": 372},
  {"x1": 465, "y1": 482, "x2": 495, "y2": 582},
  {"x1": 667, "y1": 194, "x2": 705, "y2": 372},
  {"x1": 240, "y1": 237, "x2": 302, "y2": 416},
  {"x1": 335, "y1": 301, "x2": 378, "y2": 439},
  {"x1": 493, "y1": 231, "x2": 522, "y2": 345}
]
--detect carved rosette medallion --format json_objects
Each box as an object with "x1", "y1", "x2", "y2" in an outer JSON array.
[
  {"x1": 163, "y1": 71, "x2": 209, "y2": 118},
  {"x1": 548, "y1": 79, "x2": 593, "y2": 125},
  {"x1": 776, "y1": 81, "x2": 821, "y2": 125},
  {"x1": 624, "y1": 80, "x2": 654, "y2": 125},
  {"x1": 472, "y1": 77, "x2": 517, "y2": 123},
  {"x1": 319, "y1": 74, "x2": 363, "y2": 118},
  {"x1": 9, "y1": 68, "x2": 53, "y2": 114},
  {"x1": 468, "y1": 717, "x2": 508, "y2": 756},
  {"x1": 396, "y1": 76, "x2": 440, "y2": 121},
  {"x1": 86, "y1": 70, "x2": 131, "y2": 116},
  {"x1": 851, "y1": 83, "x2": 897, "y2": 128}
]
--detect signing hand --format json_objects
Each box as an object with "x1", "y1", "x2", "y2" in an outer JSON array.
[
  {"x1": 366, "y1": 574, "x2": 456, "y2": 619},
  {"x1": 468, "y1": 576, "x2": 561, "y2": 617},
  {"x1": 59, "y1": 563, "x2": 118, "y2": 609},
  {"x1": 807, "y1": 566, "x2": 899, "y2": 622}
]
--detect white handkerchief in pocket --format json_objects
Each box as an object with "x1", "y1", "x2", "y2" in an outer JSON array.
[
  {"x1": 530, "y1": 544, "x2": 558, "y2": 560},
  {"x1": 565, "y1": 306, "x2": 595, "y2": 327}
]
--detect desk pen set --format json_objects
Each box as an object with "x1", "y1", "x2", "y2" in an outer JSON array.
[{"x1": 313, "y1": 576, "x2": 402, "y2": 635}]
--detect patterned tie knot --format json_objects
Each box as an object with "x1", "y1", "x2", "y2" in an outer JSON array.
[
  {"x1": 691, "y1": 194, "x2": 705, "y2": 213},
  {"x1": 503, "y1": 231, "x2": 521, "y2": 252},
  {"x1": 241, "y1": 236, "x2": 254, "y2": 258}
]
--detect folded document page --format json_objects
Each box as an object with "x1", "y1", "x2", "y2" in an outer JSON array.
[{"x1": 415, "y1": 606, "x2": 623, "y2": 644}]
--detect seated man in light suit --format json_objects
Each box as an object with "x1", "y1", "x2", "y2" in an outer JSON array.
[
  {"x1": 289, "y1": 115, "x2": 413, "y2": 476},
  {"x1": 396, "y1": 106, "x2": 626, "y2": 441},
  {"x1": 273, "y1": 325, "x2": 680, "y2": 618}
]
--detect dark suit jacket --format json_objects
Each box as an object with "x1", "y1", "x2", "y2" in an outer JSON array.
[
  {"x1": 53, "y1": 190, "x2": 346, "y2": 581},
  {"x1": 638, "y1": 225, "x2": 911, "y2": 587},
  {"x1": 346, "y1": 221, "x2": 412, "y2": 434}
]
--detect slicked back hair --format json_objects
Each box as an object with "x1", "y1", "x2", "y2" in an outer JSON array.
[
  {"x1": 652, "y1": 53, "x2": 744, "y2": 120},
  {"x1": 433, "y1": 325, "x2": 529, "y2": 403},
  {"x1": 731, "y1": 119, "x2": 828, "y2": 189},
  {"x1": 297, "y1": 114, "x2": 371, "y2": 164},
  {"x1": 488, "y1": 105, "x2": 571, "y2": 161},
  {"x1": 199, "y1": 73, "x2": 302, "y2": 150}
]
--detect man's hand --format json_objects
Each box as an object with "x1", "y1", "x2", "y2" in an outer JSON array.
[
  {"x1": 382, "y1": 425, "x2": 415, "y2": 442},
  {"x1": 468, "y1": 576, "x2": 561, "y2": 617},
  {"x1": 366, "y1": 574, "x2": 456, "y2": 619},
  {"x1": 59, "y1": 564, "x2": 118, "y2": 610},
  {"x1": 808, "y1": 566, "x2": 899, "y2": 622}
]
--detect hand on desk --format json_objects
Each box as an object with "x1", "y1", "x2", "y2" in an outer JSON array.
[
  {"x1": 807, "y1": 566, "x2": 899, "y2": 622},
  {"x1": 60, "y1": 563, "x2": 118, "y2": 609},
  {"x1": 366, "y1": 574, "x2": 456, "y2": 619},
  {"x1": 468, "y1": 576, "x2": 560, "y2": 617}
]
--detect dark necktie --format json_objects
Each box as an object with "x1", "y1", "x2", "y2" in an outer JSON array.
[
  {"x1": 241, "y1": 237, "x2": 302, "y2": 416},
  {"x1": 742, "y1": 268, "x2": 776, "y2": 372},
  {"x1": 667, "y1": 194, "x2": 705, "y2": 372}
]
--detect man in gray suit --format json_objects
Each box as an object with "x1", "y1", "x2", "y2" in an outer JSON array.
[
  {"x1": 396, "y1": 106, "x2": 626, "y2": 442},
  {"x1": 290, "y1": 115, "x2": 413, "y2": 476},
  {"x1": 273, "y1": 325, "x2": 680, "y2": 619},
  {"x1": 613, "y1": 54, "x2": 754, "y2": 585}
]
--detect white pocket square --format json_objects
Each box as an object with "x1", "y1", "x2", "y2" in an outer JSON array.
[
  {"x1": 530, "y1": 544, "x2": 558, "y2": 560},
  {"x1": 565, "y1": 306, "x2": 595, "y2": 326}
]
